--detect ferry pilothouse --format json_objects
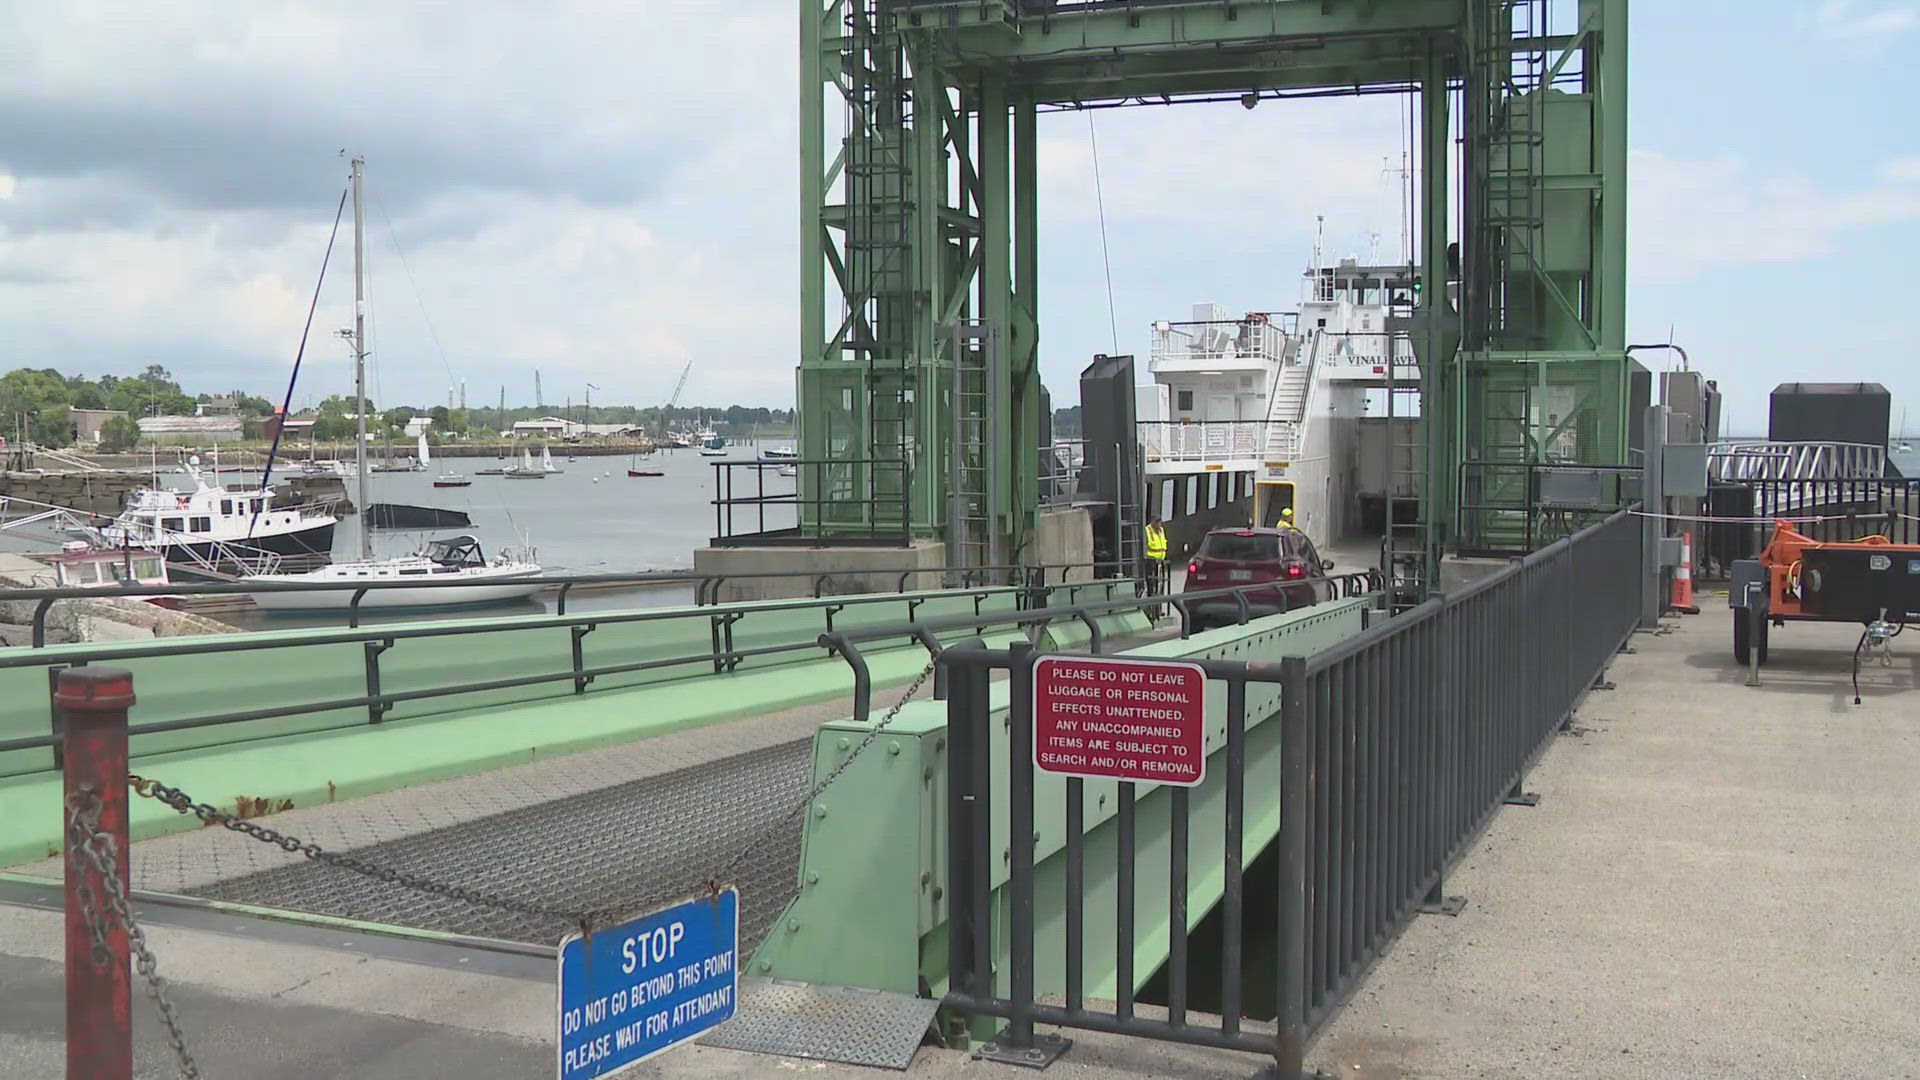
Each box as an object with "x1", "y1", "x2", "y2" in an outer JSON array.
[
  {"x1": 95, "y1": 456, "x2": 338, "y2": 567},
  {"x1": 1137, "y1": 247, "x2": 1422, "y2": 560}
]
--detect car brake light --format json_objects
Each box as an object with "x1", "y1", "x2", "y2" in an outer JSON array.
[
  {"x1": 1187, "y1": 562, "x2": 1198, "y2": 575},
  {"x1": 1285, "y1": 564, "x2": 1305, "y2": 579}
]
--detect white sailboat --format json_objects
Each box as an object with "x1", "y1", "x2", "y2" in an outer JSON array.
[
  {"x1": 431, "y1": 433, "x2": 469, "y2": 487},
  {"x1": 541, "y1": 445, "x2": 564, "y2": 474},
  {"x1": 503, "y1": 446, "x2": 545, "y2": 479},
  {"x1": 245, "y1": 158, "x2": 543, "y2": 611}
]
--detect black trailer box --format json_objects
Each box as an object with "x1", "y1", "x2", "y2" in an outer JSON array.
[{"x1": 1800, "y1": 546, "x2": 1920, "y2": 622}]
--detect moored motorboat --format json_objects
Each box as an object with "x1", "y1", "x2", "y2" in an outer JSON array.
[{"x1": 94, "y1": 457, "x2": 337, "y2": 567}]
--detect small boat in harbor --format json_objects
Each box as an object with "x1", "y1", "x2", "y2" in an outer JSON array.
[
  {"x1": 627, "y1": 450, "x2": 663, "y2": 477},
  {"x1": 95, "y1": 457, "x2": 337, "y2": 567},
  {"x1": 31, "y1": 540, "x2": 184, "y2": 608},
  {"x1": 697, "y1": 433, "x2": 728, "y2": 457},
  {"x1": 238, "y1": 158, "x2": 541, "y2": 614},
  {"x1": 247, "y1": 535, "x2": 543, "y2": 612},
  {"x1": 503, "y1": 447, "x2": 545, "y2": 479},
  {"x1": 433, "y1": 472, "x2": 470, "y2": 487}
]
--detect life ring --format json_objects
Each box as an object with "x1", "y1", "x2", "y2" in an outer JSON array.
[{"x1": 176, "y1": 496, "x2": 189, "y2": 509}]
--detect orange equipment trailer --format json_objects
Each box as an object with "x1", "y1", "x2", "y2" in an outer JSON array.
[{"x1": 1729, "y1": 521, "x2": 1919, "y2": 699}]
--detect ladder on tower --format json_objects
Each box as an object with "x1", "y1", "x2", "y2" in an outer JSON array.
[
  {"x1": 947, "y1": 322, "x2": 997, "y2": 573},
  {"x1": 841, "y1": 0, "x2": 915, "y2": 536},
  {"x1": 1381, "y1": 337, "x2": 1429, "y2": 610},
  {"x1": 1476, "y1": 0, "x2": 1552, "y2": 350}
]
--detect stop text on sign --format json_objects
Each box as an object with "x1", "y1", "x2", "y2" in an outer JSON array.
[{"x1": 1032, "y1": 656, "x2": 1207, "y2": 786}]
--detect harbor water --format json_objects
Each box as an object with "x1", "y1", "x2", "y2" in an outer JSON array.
[{"x1": 215, "y1": 448, "x2": 796, "y2": 628}]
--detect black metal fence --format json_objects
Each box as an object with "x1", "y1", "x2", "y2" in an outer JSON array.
[
  {"x1": 937, "y1": 509, "x2": 1642, "y2": 1074},
  {"x1": 709, "y1": 457, "x2": 910, "y2": 547},
  {"x1": 1698, "y1": 476, "x2": 1920, "y2": 579}
]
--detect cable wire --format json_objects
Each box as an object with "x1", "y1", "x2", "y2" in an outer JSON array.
[{"x1": 1086, "y1": 110, "x2": 1120, "y2": 354}]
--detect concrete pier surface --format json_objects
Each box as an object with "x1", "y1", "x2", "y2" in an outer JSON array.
[
  {"x1": 3, "y1": 603, "x2": 1915, "y2": 1078},
  {"x1": 1309, "y1": 606, "x2": 1920, "y2": 1079}
]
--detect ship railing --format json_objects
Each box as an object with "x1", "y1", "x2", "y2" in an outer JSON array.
[
  {"x1": 1707, "y1": 440, "x2": 1886, "y2": 483},
  {"x1": 1138, "y1": 420, "x2": 1267, "y2": 464},
  {"x1": 1149, "y1": 316, "x2": 1291, "y2": 367}
]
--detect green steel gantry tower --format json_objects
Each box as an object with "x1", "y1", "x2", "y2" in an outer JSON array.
[{"x1": 797, "y1": 0, "x2": 1629, "y2": 584}]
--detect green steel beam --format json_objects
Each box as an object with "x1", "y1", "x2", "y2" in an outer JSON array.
[
  {"x1": 799, "y1": 0, "x2": 1630, "y2": 567},
  {"x1": 1595, "y1": 0, "x2": 1628, "y2": 352},
  {"x1": 1418, "y1": 36, "x2": 1455, "y2": 585},
  {"x1": 749, "y1": 596, "x2": 1377, "y2": 998},
  {"x1": 901, "y1": 0, "x2": 1461, "y2": 65}
]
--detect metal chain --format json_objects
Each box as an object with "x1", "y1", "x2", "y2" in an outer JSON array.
[
  {"x1": 128, "y1": 775, "x2": 607, "y2": 929},
  {"x1": 123, "y1": 656, "x2": 940, "y2": 937},
  {"x1": 711, "y1": 657, "x2": 937, "y2": 888},
  {"x1": 64, "y1": 799, "x2": 112, "y2": 968},
  {"x1": 66, "y1": 789, "x2": 201, "y2": 1080}
]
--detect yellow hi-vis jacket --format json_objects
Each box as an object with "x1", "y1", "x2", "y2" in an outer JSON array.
[{"x1": 1145, "y1": 522, "x2": 1168, "y2": 562}]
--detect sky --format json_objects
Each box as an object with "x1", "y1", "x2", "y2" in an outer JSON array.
[{"x1": 0, "y1": 1, "x2": 1915, "y2": 433}]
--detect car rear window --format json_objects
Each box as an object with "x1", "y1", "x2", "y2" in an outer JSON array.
[{"x1": 1199, "y1": 532, "x2": 1282, "y2": 562}]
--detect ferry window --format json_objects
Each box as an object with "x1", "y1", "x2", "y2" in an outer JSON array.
[
  {"x1": 220, "y1": 499, "x2": 232, "y2": 515},
  {"x1": 135, "y1": 559, "x2": 161, "y2": 577},
  {"x1": 1316, "y1": 318, "x2": 1327, "y2": 328},
  {"x1": 162, "y1": 517, "x2": 184, "y2": 533},
  {"x1": 1176, "y1": 390, "x2": 1194, "y2": 412},
  {"x1": 189, "y1": 517, "x2": 210, "y2": 532},
  {"x1": 1185, "y1": 477, "x2": 1199, "y2": 516}
]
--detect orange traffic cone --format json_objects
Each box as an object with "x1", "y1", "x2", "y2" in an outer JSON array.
[{"x1": 1670, "y1": 530, "x2": 1699, "y2": 614}]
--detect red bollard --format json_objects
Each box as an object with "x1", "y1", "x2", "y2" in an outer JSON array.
[{"x1": 59, "y1": 665, "x2": 135, "y2": 1080}]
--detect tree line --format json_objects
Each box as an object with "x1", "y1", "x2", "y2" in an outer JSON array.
[{"x1": 0, "y1": 365, "x2": 795, "y2": 451}]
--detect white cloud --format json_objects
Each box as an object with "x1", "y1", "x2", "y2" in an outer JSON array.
[
  {"x1": 0, "y1": 2, "x2": 800, "y2": 407},
  {"x1": 1629, "y1": 148, "x2": 1920, "y2": 283},
  {"x1": 1816, "y1": 0, "x2": 1920, "y2": 40}
]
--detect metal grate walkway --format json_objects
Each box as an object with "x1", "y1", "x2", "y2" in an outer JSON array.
[{"x1": 192, "y1": 740, "x2": 812, "y2": 951}]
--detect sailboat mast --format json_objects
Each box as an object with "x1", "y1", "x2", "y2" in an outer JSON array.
[{"x1": 351, "y1": 157, "x2": 371, "y2": 560}]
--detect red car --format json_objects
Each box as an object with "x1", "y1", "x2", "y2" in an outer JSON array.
[{"x1": 1183, "y1": 526, "x2": 1335, "y2": 630}]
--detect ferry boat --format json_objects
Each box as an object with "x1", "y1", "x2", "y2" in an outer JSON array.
[
  {"x1": 1139, "y1": 244, "x2": 1420, "y2": 556},
  {"x1": 95, "y1": 457, "x2": 338, "y2": 566}
]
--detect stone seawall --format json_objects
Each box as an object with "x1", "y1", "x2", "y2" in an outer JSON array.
[{"x1": 0, "y1": 472, "x2": 352, "y2": 516}]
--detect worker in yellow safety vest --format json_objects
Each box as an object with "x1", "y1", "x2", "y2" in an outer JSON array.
[{"x1": 1145, "y1": 515, "x2": 1169, "y2": 596}]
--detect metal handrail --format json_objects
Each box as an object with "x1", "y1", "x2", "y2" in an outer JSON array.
[
  {"x1": 710, "y1": 456, "x2": 912, "y2": 547},
  {"x1": 819, "y1": 570, "x2": 1384, "y2": 721},
  {"x1": 0, "y1": 577, "x2": 1144, "y2": 757},
  {"x1": 4, "y1": 560, "x2": 1134, "y2": 645}
]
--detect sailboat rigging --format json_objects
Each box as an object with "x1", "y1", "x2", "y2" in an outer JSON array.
[{"x1": 245, "y1": 157, "x2": 542, "y2": 611}]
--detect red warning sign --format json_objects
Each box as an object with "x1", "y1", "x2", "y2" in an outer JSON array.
[{"x1": 1032, "y1": 656, "x2": 1207, "y2": 786}]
